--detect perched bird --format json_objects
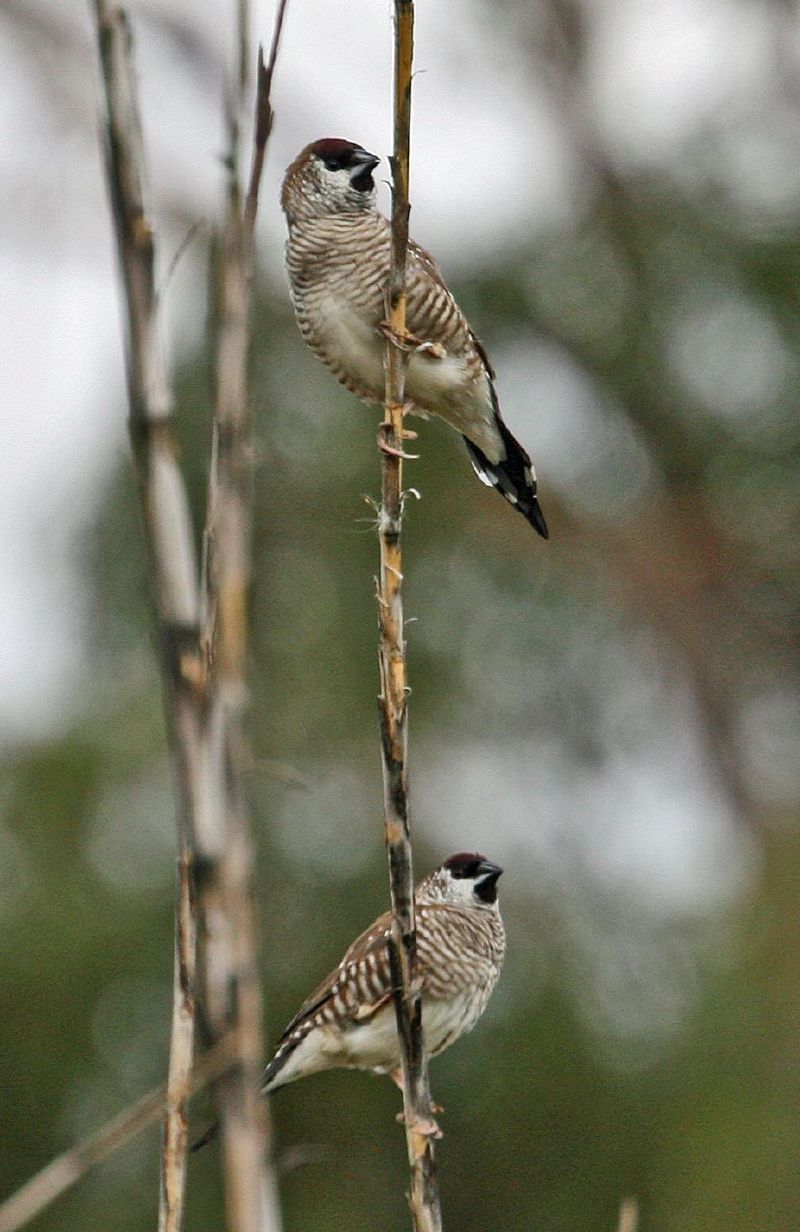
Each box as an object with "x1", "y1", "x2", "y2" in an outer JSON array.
[
  {"x1": 260, "y1": 852, "x2": 505, "y2": 1095},
  {"x1": 192, "y1": 853, "x2": 504, "y2": 1150},
  {"x1": 281, "y1": 138, "x2": 549, "y2": 538}
]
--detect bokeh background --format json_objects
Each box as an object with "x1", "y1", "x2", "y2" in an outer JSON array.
[{"x1": 2, "y1": 0, "x2": 799, "y2": 1229}]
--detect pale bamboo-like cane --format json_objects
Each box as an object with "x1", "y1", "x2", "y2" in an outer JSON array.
[
  {"x1": 195, "y1": 21, "x2": 286, "y2": 1232},
  {"x1": 91, "y1": 4, "x2": 286, "y2": 1231},
  {"x1": 377, "y1": 2, "x2": 444, "y2": 1229},
  {"x1": 92, "y1": 10, "x2": 207, "y2": 1228}
]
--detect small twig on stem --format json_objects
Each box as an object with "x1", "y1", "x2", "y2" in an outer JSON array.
[
  {"x1": 0, "y1": 1038, "x2": 235, "y2": 1232},
  {"x1": 243, "y1": 0, "x2": 289, "y2": 234},
  {"x1": 377, "y1": 3, "x2": 443, "y2": 1231}
]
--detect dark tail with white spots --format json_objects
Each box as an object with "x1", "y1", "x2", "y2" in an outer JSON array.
[
  {"x1": 463, "y1": 418, "x2": 549, "y2": 539},
  {"x1": 260, "y1": 1044, "x2": 294, "y2": 1093}
]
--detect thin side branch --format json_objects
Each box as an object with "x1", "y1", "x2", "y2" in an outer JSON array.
[
  {"x1": 244, "y1": 0, "x2": 289, "y2": 235},
  {"x1": 0, "y1": 1039, "x2": 235, "y2": 1232},
  {"x1": 377, "y1": 3, "x2": 443, "y2": 1230}
]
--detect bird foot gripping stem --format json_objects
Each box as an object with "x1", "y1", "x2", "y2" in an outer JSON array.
[
  {"x1": 390, "y1": 1067, "x2": 444, "y2": 1138},
  {"x1": 377, "y1": 422, "x2": 419, "y2": 460},
  {"x1": 378, "y1": 320, "x2": 447, "y2": 360},
  {"x1": 396, "y1": 1109, "x2": 444, "y2": 1140}
]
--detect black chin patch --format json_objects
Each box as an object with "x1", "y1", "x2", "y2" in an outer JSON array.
[
  {"x1": 475, "y1": 875, "x2": 500, "y2": 905},
  {"x1": 350, "y1": 169, "x2": 374, "y2": 193}
]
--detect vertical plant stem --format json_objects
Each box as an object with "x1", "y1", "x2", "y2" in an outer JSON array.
[
  {"x1": 158, "y1": 847, "x2": 196, "y2": 1232},
  {"x1": 196, "y1": 14, "x2": 287, "y2": 1232},
  {"x1": 377, "y1": 2, "x2": 443, "y2": 1230},
  {"x1": 92, "y1": 7, "x2": 207, "y2": 1230},
  {"x1": 92, "y1": 4, "x2": 287, "y2": 1231}
]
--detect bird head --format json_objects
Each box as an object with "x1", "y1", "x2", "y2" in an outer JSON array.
[
  {"x1": 281, "y1": 138, "x2": 381, "y2": 224},
  {"x1": 421, "y1": 853, "x2": 504, "y2": 909}
]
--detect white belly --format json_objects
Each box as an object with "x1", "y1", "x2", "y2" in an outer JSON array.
[
  {"x1": 309, "y1": 293, "x2": 501, "y2": 459},
  {"x1": 313, "y1": 293, "x2": 386, "y2": 399},
  {"x1": 271, "y1": 985, "x2": 490, "y2": 1092}
]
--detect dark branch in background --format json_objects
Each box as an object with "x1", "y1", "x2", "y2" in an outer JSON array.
[
  {"x1": 377, "y1": 2, "x2": 443, "y2": 1230},
  {"x1": 195, "y1": 7, "x2": 287, "y2": 1231}
]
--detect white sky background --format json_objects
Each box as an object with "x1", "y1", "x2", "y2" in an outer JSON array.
[{"x1": 1, "y1": 0, "x2": 796, "y2": 918}]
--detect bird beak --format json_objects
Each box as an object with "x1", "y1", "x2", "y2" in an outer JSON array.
[
  {"x1": 476, "y1": 859, "x2": 503, "y2": 884},
  {"x1": 350, "y1": 148, "x2": 380, "y2": 173},
  {"x1": 473, "y1": 859, "x2": 503, "y2": 905},
  {"x1": 349, "y1": 148, "x2": 380, "y2": 193}
]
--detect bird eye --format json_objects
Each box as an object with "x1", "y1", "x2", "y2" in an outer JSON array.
[
  {"x1": 321, "y1": 150, "x2": 357, "y2": 172},
  {"x1": 448, "y1": 858, "x2": 482, "y2": 879}
]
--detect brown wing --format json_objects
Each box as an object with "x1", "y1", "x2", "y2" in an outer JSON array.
[
  {"x1": 406, "y1": 238, "x2": 490, "y2": 381},
  {"x1": 275, "y1": 910, "x2": 396, "y2": 1048},
  {"x1": 408, "y1": 237, "x2": 445, "y2": 283}
]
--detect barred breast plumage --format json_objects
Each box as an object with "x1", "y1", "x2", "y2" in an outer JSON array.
[
  {"x1": 280, "y1": 138, "x2": 549, "y2": 538},
  {"x1": 259, "y1": 853, "x2": 506, "y2": 1094},
  {"x1": 286, "y1": 212, "x2": 503, "y2": 457}
]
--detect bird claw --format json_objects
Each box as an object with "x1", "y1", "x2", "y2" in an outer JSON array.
[
  {"x1": 377, "y1": 424, "x2": 419, "y2": 460},
  {"x1": 395, "y1": 1109, "x2": 444, "y2": 1139},
  {"x1": 378, "y1": 321, "x2": 447, "y2": 359},
  {"x1": 414, "y1": 339, "x2": 447, "y2": 359}
]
